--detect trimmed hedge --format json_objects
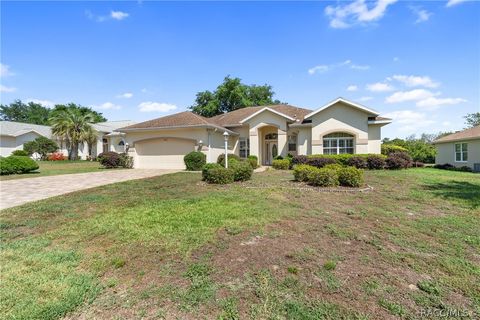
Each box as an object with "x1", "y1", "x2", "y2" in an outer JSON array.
[
  {"x1": 11, "y1": 150, "x2": 29, "y2": 156},
  {"x1": 292, "y1": 154, "x2": 387, "y2": 169},
  {"x1": 385, "y1": 152, "x2": 412, "y2": 170},
  {"x1": 0, "y1": 156, "x2": 39, "y2": 175},
  {"x1": 247, "y1": 155, "x2": 258, "y2": 169},
  {"x1": 347, "y1": 156, "x2": 368, "y2": 169},
  {"x1": 366, "y1": 154, "x2": 386, "y2": 170},
  {"x1": 293, "y1": 164, "x2": 364, "y2": 188},
  {"x1": 217, "y1": 153, "x2": 241, "y2": 166},
  {"x1": 231, "y1": 161, "x2": 253, "y2": 181},
  {"x1": 293, "y1": 164, "x2": 318, "y2": 182},
  {"x1": 204, "y1": 166, "x2": 235, "y2": 184},
  {"x1": 272, "y1": 159, "x2": 290, "y2": 170},
  {"x1": 338, "y1": 166, "x2": 364, "y2": 187},
  {"x1": 307, "y1": 157, "x2": 336, "y2": 168},
  {"x1": 433, "y1": 163, "x2": 472, "y2": 172},
  {"x1": 184, "y1": 151, "x2": 206, "y2": 171},
  {"x1": 308, "y1": 167, "x2": 339, "y2": 187},
  {"x1": 98, "y1": 152, "x2": 133, "y2": 168},
  {"x1": 381, "y1": 144, "x2": 409, "y2": 155}
]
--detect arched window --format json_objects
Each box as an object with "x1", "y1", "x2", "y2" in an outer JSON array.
[
  {"x1": 118, "y1": 140, "x2": 125, "y2": 146},
  {"x1": 323, "y1": 132, "x2": 354, "y2": 155},
  {"x1": 265, "y1": 133, "x2": 278, "y2": 140}
]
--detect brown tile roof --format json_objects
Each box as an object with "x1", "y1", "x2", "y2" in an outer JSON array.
[
  {"x1": 434, "y1": 125, "x2": 480, "y2": 143},
  {"x1": 209, "y1": 104, "x2": 312, "y2": 127},
  {"x1": 120, "y1": 111, "x2": 212, "y2": 130}
]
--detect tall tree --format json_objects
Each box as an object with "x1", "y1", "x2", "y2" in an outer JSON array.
[
  {"x1": 464, "y1": 112, "x2": 480, "y2": 128},
  {"x1": 190, "y1": 76, "x2": 283, "y2": 117},
  {"x1": 0, "y1": 100, "x2": 50, "y2": 125},
  {"x1": 50, "y1": 108, "x2": 95, "y2": 160},
  {"x1": 50, "y1": 103, "x2": 106, "y2": 123}
]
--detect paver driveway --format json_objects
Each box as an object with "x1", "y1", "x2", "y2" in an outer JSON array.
[{"x1": 0, "y1": 169, "x2": 178, "y2": 210}]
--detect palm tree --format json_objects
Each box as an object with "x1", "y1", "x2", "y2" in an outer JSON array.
[
  {"x1": 81, "y1": 125, "x2": 98, "y2": 160},
  {"x1": 50, "y1": 108, "x2": 95, "y2": 160}
]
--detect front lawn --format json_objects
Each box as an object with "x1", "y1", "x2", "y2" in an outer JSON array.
[
  {"x1": 1, "y1": 168, "x2": 479, "y2": 319},
  {"x1": 0, "y1": 160, "x2": 106, "y2": 180}
]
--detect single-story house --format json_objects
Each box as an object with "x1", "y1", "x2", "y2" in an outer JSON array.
[
  {"x1": 117, "y1": 97, "x2": 392, "y2": 169},
  {"x1": 0, "y1": 120, "x2": 136, "y2": 158},
  {"x1": 433, "y1": 125, "x2": 480, "y2": 172}
]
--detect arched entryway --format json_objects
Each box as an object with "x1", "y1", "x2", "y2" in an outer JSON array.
[{"x1": 258, "y1": 125, "x2": 280, "y2": 165}]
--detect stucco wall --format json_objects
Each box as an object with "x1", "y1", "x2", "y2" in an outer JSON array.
[
  {"x1": 367, "y1": 125, "x2": 382, "y2": 154},
  {"x1": 435, "y1": 139, "x2": 480, "y2": 169},
  {"x1": 0, "y1": 135, "x2": 16, "y2": 156},
  {"x1": 294, "y1": 127, "x2": 311, "y2": 155}
]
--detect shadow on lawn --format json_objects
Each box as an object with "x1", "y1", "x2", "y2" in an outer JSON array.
[{"x1": 423, "y1": 180, "x2": 480, "y2": 209}]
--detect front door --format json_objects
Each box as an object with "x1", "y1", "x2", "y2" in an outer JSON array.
[{"x1": 264, "y1": 141, "x2": 278, "y2": 165}]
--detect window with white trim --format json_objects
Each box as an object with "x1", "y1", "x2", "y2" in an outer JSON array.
[
  {"x1": 455, "y1": 143, "x2": 468, "y2": 162},
  {"x1": 323, "y1": 133, "x2": 354, "y2": 155},
  {"x1": 288, "y1": 134, "x2": 297, "y2": 152},
  {"x1": 239, "y1": 138, "x2": 250, "y2": 158}
]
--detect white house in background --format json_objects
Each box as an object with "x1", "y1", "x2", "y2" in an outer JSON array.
[
  {"x1": 0, "y1": 120, "x2": 136, "y2": 158},
  {"x1": 116, "y1": 97, "x2": 392, "y2": 169}
]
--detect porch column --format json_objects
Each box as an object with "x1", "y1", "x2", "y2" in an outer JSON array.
[
  {"x1": 278, "y1": 128, "x2": 287, "y2": 157},
  {"x1": 249, "y1": 127, "x2": 259, "y2": 157}
]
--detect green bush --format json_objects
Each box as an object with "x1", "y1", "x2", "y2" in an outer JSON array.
[
  {"x1": 323, "y1": 163, "x2": 344, "y2": 172},
  {"x1": 272, "y1": 159, "x2": 290, "y2": 170},
  {"x1": 119, "y1": 153, "x2": 134, "y2": 168},
  {"x1": 381, "y1": 144, "x2": 409, "y2": 155},
  {"x1": 307, "y1": 167, "x2": 339, "y2": 187},
  {"x1": 202, "y1": 163, "x2": 222, "y2": 181},
  {"x1": 338, "y1": 167, "x2": 364, "y2": 187},
  {"x1": 293, "y1": 164, "x2": 318, "y2": 182},
  {"x1": 217, "y1": 153, "x2": 241, "y2": 166},
  {"x1": 247, "y1": 155, "x2": 258, "y2": 169},
  {"x1": 23, "y1": 136, "x2": 58, "y2": 160},
  {"x1": 0, "y1": 156, "x2": 39, "y2": 175},
  {"x1": 204, "y1": 166, "x2": 235, "y2": 184},
  {"x1": 11, "y1": 150, "x2": 29, "y2": 156},
  {"x1": 231, "y1": 161, "x2": 253, "y2": 181},
  {"x1": 184, "y1": 151, "x2": 206, "y2": 171},
  {"x1": 366, "y1": 154, "x2": 386, "y2": 170}
]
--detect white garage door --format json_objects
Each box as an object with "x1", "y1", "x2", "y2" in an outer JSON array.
[{"x1": 135, "y1": 138, "x2": 195, "y2": 169}]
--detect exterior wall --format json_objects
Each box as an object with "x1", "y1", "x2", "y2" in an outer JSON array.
[
  {"x1": 435, "y1": 139, "x2": 480, "y2": 170},
  {"x1": 309, "y1": 102, "x2": 370, "y2": 154},
  {"x1": 367, "y1": 125, "x2": 382, "y2": 154},
  {"x1": 293, "y1": 127, "x2": 311, "y2": 156},
  {"x1": 0, "y1": 135, "x2": 16, "y2": 156}
]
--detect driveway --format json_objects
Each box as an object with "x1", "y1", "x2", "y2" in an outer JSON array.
[{"x1": 0, "y1": 169, "x2": 178, "y2": 210}]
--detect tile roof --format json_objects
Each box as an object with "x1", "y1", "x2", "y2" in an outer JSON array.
[
  {"x1": 0, "y1": 121, "x2": 52, "y2": 137},
  {"x1": 434, "y1": 125, "x2": 480, "y2": 143},
  {"x1": 119, "y1": 111, "x2": 213, "y2": 130}
]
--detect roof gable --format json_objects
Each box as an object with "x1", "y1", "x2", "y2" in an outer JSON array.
[
  {"x1": 305, "y1": 98, "x2": 380, "y2": 119},
  {"x1": 434, "y1": 125, "x2": 480, "y2": 143},
  {"x1": 239, "y1": 107, "x2": 295, "y2": 123}
]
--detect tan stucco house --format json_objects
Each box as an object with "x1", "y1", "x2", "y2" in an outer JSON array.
[
  {"x1": 433, "y1": 125, "x2": 480, "y2": 172},
  {"x1": 117, "y1": 98, "x2": 392, "y2": 169}
]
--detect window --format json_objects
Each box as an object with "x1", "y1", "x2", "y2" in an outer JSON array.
[
  {"x1": 288, "y1": 134, "x2": 297, "y2": 152},
  {"x1": 118, "y1": 140, "x2": 125, "y2": 146},
  {"x1": 455, "y1": 143, "x2": 468, "y2": 162},
  {"x1": 323, "y1": 132, "x2": 354, "y2": 155},
  {"x1": 265, "y1": 133, "x2": 278, "y2": 140},
  {"x1": 239, "y1": 138, "x2": 250, "y2": 158}
]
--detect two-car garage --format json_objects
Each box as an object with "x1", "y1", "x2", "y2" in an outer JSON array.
[{"x1": 134, "y1": 137, "x2": 196, "y2": 169}]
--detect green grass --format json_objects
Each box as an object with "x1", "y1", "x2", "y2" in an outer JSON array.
[
  {"x1": 0, "y1": 160, "x2": 107, "y2": 180},
  {"x1": 1, "y1": 168, "x2": 479, "y2": 319}
]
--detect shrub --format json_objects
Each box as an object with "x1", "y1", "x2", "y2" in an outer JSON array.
[
  {"x1": 458, "y1": 166, "x2": 473, "y2": 172},
  {"x1": 323, "y1": 163, "x2": 344, "y2": 172},
  {"x1": 338, "y1": 167, "x2": 364, "y2": 187},
  {"x1": 307, "y1": 167, "x2": 339, "y2": 187},
  {"x1": 231, "y1": 161, "x2": 253, "y2": 181},
  {"x1": 274, "y1": 155, "x2": 283, "y2": 160},
  {"x1": 292, "y1": 155, "x2": 308, "y2": 166},
  {"x1": 381, "y1": 144, "x2": 409, "y2": 155},
  {"x1": 98, "y1": 152, "x2": 122, "y2": 168},
  {"x1": 307, "y1": 157, "x2": 336, "y2": 168},
  {"x1": 202, "y1": 163, "x2": 222, "y2": 181},
  {"x1": 11, "y1": 150, "x2": 29, "y2": 156},
  {"x1": 272, "y1": 159, "x2": 290, "y2": 170},
  {"x1": 324, "y1": 154, "x2": 353, "y2": 166},
  {"x1": 386, "y1": 152, "x2": 412, "y2": 170},
  {"x1": 293, "y1": 164, "x2": 318, "y2": 182},
  {"x1": 0, "y1": 156, "x2": 39, "y2": 175},
  {"x1": 247, "y1": 155, "x2": 258, "y2": 169},
  {"x1": 47, "y1": 152, "x2": 67, "y2": 161},
  {"x1": 433, "y1": 163, "x2": 454, "y2": 170},
  {"x1": 217, "y1": 153, "x2": 241, "y2": 166},
  {"x1": 23, "y1": 136, "x2": 58, "y2": 160},
  {"x1": 119, "y1": 153, "x2": 133, "y2": 168},
  {"x1": 366, "y1": 154, "x2": 386, "y2": 170},
  {"x1": 204, "y1": 166, "x2": 235, "y2": 184},
  {"x1": 184, "y1": 151, "x2": 206, "y2": 171},
  {"x1": 347, "y1": 156, "x2": 368, "y2": 169}
]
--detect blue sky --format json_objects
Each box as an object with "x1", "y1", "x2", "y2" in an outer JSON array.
[{"x1": 1, "y1": 0, "x2": 479, "y2": 138}]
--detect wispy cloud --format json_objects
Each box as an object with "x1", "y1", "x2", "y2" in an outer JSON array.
[
  {"x1": 86, "y1": 10, "x2": 129, "y2": 22},
  {"x1": 27, "y1": 99, "x2": 55, "y2": 108},
  {"x1": 366, "y1": 82, "x2": 394, "y2": 92},
  {"x1": 111, "y1": 11, "x2": 129, "y2": 21},
  {"x1": 410, "y1": 6, "x2": 432, "y2": 24},
  {"x1": 138, "y1": 101, "x2": 177, "y2": 113},
  {"x1": 347, "y1": 85, "x2": 358, "y2": 91},
  {"x1": 0, "y1": 85, "x2": 16, "y2": 93},
  {"x1": 385, "y1": 89, "x2": 437, "y2": 103},
  {"x1": 416, "y1": 97, "x2": 467, "y2": 109},
  {"x1": 325, "y1": 0, "x2": 398, "y2": 29},
  {"x1": 0, "y1": 63, "x2": 14, "y2": 77},
  {"x1": 94, "y1": 102, "x2": 122, "y2": 110},
  {"x1": 383, "y1": 109, "x2": 435, "y2": 132},
  {"x1": 117, "y1": 92, "x2": 133, "y2": 99},
  {"x1": 391, "y1": 75, "x2": 439, "y2": 88},
  {"x1": 446, "y1": 0, "x2": 468, "y2": 7},
  {"x1": 308, "y1": 60, "x2": 370, "y2": 75}
]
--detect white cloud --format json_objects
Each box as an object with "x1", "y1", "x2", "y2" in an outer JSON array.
[
  {"x1": 366, "y1": 82, "x2": 394, "y2": 92},
  {"x1": 325, "y1": 0, "x2": 398, "y2": 29},
  {"x1": 392, "y1": 75, "x2": 439, "y2": 88},
  {"x1": 117, "y1": 92, "x2": 133, "y2": 98},
  {"x1": 416, "y1": 97, "x2": 467, "y2": 109},
  {"x1": 308, "y1": 60, "x2": 369, "y2": 75},
  {"x1": 138, "y1": 101, "x2": 177, "y2": 113},
  {"x1": 0, "y1": 85, "x2": 16, "y2": 93},
  {"x1": 27, "y1": 99, "x2": 55, "y2": 107},
  {"x1": 94, "y1": 102, "x2": 122, "y2": 110},
  {"x1": 0, "y1": 63, "x2": 14, "y2": 77},
  {"x1": 383, "y1": 109, "x2": 435, "y2": 132},
  {"x1": 358, "y1": 96, "x2": 373, "y2": 102},
  {"x1": 410, "y1": 6, "x2": 432, "y2": 23},
  {"x1": 111, "y1": 11, "x2": 129, "y2": 20},
  {"x1": 446, "y1": 0, "x2": 468, "y2": 7},
  {"x1": 347, "y1": 85, "x2": 358, "y2": 91},
  {"x1": 385, "y1": 89, "x2": 436, "y2": 103}
]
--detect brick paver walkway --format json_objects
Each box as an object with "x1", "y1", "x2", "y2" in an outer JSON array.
[{"x1": 0, "y1": 169, "x2": 178, "y2": 210}]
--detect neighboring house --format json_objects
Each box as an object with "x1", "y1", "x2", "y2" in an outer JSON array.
[
  {"x1": 117, "y1": 97, "x2": 392, "y2": 169},
  {"x1": 433, "y1": 125, "x2": 480, "y2": 172},
  {"x1": 0, "y1": 120, "x2": 136, "y2": 158}
]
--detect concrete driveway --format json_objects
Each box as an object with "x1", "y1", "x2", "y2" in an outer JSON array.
[{"x1": 0, "y1": 169, "x2": 178, "y2": 210}]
